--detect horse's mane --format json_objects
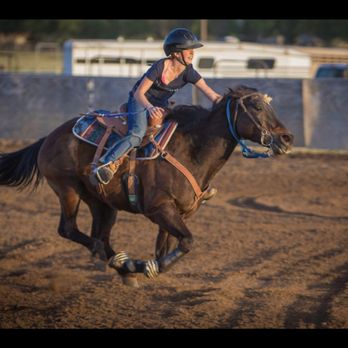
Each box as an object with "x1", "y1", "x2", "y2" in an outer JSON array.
[
  {"x1": 166, "y1": 105, "x2": 211, "y2": 133},
  {"x1": 166, "y1": 85, "x2": 259, "y2": 133},
  {"x1": 211, "y1": 85, "x2": 259, "y2": 112}
]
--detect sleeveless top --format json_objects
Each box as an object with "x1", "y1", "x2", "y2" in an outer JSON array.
[{"x1": 130, "y1": 58, "x2": 202, "y2": 107}]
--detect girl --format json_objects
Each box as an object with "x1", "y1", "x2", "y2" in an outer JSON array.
[{"x1": 93, "y1": 27, "x2": 222, "y2": 192}]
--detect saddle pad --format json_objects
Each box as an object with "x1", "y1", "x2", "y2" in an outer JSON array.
[{"x1": 72, "y1": 113, "x2": 178, "y2": 160}]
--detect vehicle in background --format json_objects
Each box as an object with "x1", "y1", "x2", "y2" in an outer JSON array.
[
  {"x1": 314, "y1": 63, "x2": 348, "y2": 78},
  {"x1": 63, "y1": 39, "x2": 312, "y2": 78}
]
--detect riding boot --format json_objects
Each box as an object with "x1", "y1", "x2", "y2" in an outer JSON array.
[{"x1": 92, "y1": 133, "x2": 142, "y2": 185}]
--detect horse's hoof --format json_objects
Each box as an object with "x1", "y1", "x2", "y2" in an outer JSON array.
[{"x1": 121, "y1": 274, "x2": 139, "y2": 288}]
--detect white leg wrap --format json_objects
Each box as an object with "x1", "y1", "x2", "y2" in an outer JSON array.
[
  {"x1": 109, "y1": 251, "x2": 129, "y2": 269},
  {"x1": 144, "y1": 260, "x2": 159, "y2": 279}
]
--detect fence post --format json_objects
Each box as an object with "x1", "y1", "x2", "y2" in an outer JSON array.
[
  {"x1": 87, "y1": 79, "x2": 95, "y2": 112},
  {"x1": 192, "y1": 85, "x2": 198, "y2": 105}
]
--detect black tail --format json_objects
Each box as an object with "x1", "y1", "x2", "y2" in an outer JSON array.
[{"x1": 0, "y1": 137, "x2": 46, "y2": 191}]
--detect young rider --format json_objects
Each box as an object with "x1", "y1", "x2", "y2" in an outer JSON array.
[{"x1": 92, "y1": 28, "x2": 221, "y2": 199}]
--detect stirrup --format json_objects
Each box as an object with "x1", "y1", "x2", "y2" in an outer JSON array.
[{"x1": 94, "y1": 162, "x2": 119, "y2": 185}]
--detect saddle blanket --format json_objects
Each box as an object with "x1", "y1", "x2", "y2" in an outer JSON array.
[{"x1": 72, "y1": 110, "x2": 178, "y2": 160}]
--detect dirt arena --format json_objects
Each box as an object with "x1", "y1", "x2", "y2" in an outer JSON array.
[{"x1": 0, "y1": 139, "x2": 347, "y2": 329}]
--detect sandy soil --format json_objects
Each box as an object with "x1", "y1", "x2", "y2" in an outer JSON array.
[{"x1": 0, "y1": 140, "x2": 347, "y2": 329}]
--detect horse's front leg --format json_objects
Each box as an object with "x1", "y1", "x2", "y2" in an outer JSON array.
[
  {"x1": 147, "y1": 202, "x2": 194, "y2": 277},
  {"x1": 109, "y1": 202, "x2": 193, "y2": 280},
  {"x1": 155, "y1": 228, "x2": 178, "y2": 259}
]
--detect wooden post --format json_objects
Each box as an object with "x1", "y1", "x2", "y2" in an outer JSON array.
[
  {"x1": 200, "y1": 20, "x2": 208, "y2": 41},
  {"x1": 192, "y1": 85, "x2": 199, "y2": 105}
]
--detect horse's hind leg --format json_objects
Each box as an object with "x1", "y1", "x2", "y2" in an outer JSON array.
[
  {"x1": 49, "y1": 181, "x2": 96, "y2": 254},
  {"x1": 82, "y1": 197, "x2": 117, "y2": 261},
  {"x1": 81, "y1": 199, "x2": 116, "y2": 272},
  {"x1": 82, "y1": 197, "x2": 139, "y2": 287}
]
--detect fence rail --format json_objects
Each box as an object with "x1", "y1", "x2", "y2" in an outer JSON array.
[{"x1": 0, "y1": 50, "x2": 63, "y2": 74}]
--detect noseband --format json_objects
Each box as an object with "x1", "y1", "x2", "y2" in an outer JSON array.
[{"x1": 226, "y1": 93, "x2": 273, "y2": 158}]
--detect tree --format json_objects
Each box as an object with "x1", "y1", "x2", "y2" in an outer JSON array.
[{"x1": 1, "y1": 19, "x2": 348, "y2": 46}]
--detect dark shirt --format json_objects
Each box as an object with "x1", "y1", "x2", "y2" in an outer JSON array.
[{"x1": 130, "y1": 58, "x2": 202, "y2": 107}]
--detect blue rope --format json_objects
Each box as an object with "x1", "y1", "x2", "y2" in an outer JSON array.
[{"x1": 226, "y1": 98, "x2": 271, "y2": 159}]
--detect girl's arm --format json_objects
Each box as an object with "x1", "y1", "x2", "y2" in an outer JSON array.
[
  {"x1": 195, "y1": 78, "x2": 223, "y2": 103},
  {"x1": 133, "y1": 77, "x2": 165, "y2": 119}
]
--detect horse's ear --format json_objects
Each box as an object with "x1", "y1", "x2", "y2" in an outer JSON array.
[
  {"x1": 237, "y1": 85, "x2": 258, "y2": 94},
  {"x1": 228, "y1": 85, "x2": 245, "y2": 98},
  {"x1": 224, "y1": 88, "x2": 234, "y2": 97}
]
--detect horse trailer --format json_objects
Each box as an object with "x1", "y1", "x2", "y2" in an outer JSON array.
[{"x1": 63, "y1": 38, "x2": 312, "y2": 79}]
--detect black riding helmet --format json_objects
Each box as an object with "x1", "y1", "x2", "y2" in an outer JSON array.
[{"x1": 163, "y1": 28, "x2": 203, "y2": 57}]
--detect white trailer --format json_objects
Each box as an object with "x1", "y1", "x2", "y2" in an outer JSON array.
[{"x1": 63, "y1": 38, "x2": 312, "y2": 78}]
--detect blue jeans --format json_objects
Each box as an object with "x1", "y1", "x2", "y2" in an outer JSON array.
[{"x1": 99, "y1": 96, "x2": 148, "y2": 164}]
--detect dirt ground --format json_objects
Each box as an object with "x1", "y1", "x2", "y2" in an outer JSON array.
[{"x1": 0, "y1": 139, "x2": 347, "y2": 329}]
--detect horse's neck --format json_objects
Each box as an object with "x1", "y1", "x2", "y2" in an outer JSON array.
[
  {"x1": 177, "y1": 113, "x2": 237, "y2": 190},
  {"x1": 197, "y1": 133, "x2": 236, "y2": 189}
]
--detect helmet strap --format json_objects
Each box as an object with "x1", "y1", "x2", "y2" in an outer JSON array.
[{"x1": 174, "y1": 52, "x2": 187, "y2": 66}]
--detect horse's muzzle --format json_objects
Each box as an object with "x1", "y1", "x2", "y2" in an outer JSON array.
[{"x1": 271, "y1": 132, "x2": 294, "y2": 155}]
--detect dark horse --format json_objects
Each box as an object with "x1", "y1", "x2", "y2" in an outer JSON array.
[{"x1": 0, "y1": 86, "x2": 293, "y2": 287}]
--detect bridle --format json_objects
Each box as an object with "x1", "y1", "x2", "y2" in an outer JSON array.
[{"x1": 226, "y1": 93, "x2": 274, "y2": 158}]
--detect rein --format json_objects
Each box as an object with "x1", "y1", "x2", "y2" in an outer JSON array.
[
  {"x1": 81, "y1": 110, "x2": 144, "y2": 118},
  {"x1": 226, "y1": 94, "x2": 273, "y2": 159}
]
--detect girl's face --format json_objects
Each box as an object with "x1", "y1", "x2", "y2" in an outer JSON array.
[
  {"x1": 173, "y1": 49, "x2": 194, "y2": 65},
  {"x1": 181, "y1": 49, "x2": 194, "y2": 64}
]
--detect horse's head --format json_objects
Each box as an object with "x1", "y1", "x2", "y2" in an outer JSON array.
[{"x1": 221, "y1": 86, "x2": 294, "y2": 156}]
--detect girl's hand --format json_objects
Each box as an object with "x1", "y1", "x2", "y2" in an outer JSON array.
[
  {"x1": 214, "y1": 94, "x2": 223, "y2": 103},
  {"x1": 147, "y1": 106, "x2": 165, "y2": 120}
]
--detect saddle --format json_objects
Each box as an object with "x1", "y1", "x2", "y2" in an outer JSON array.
[
  {"x1": 94, "y1": 102, "x2": 168, "y2": 148},
  {"x1": 72, "y1": 104, "x2": 178, "y2": 165}
]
